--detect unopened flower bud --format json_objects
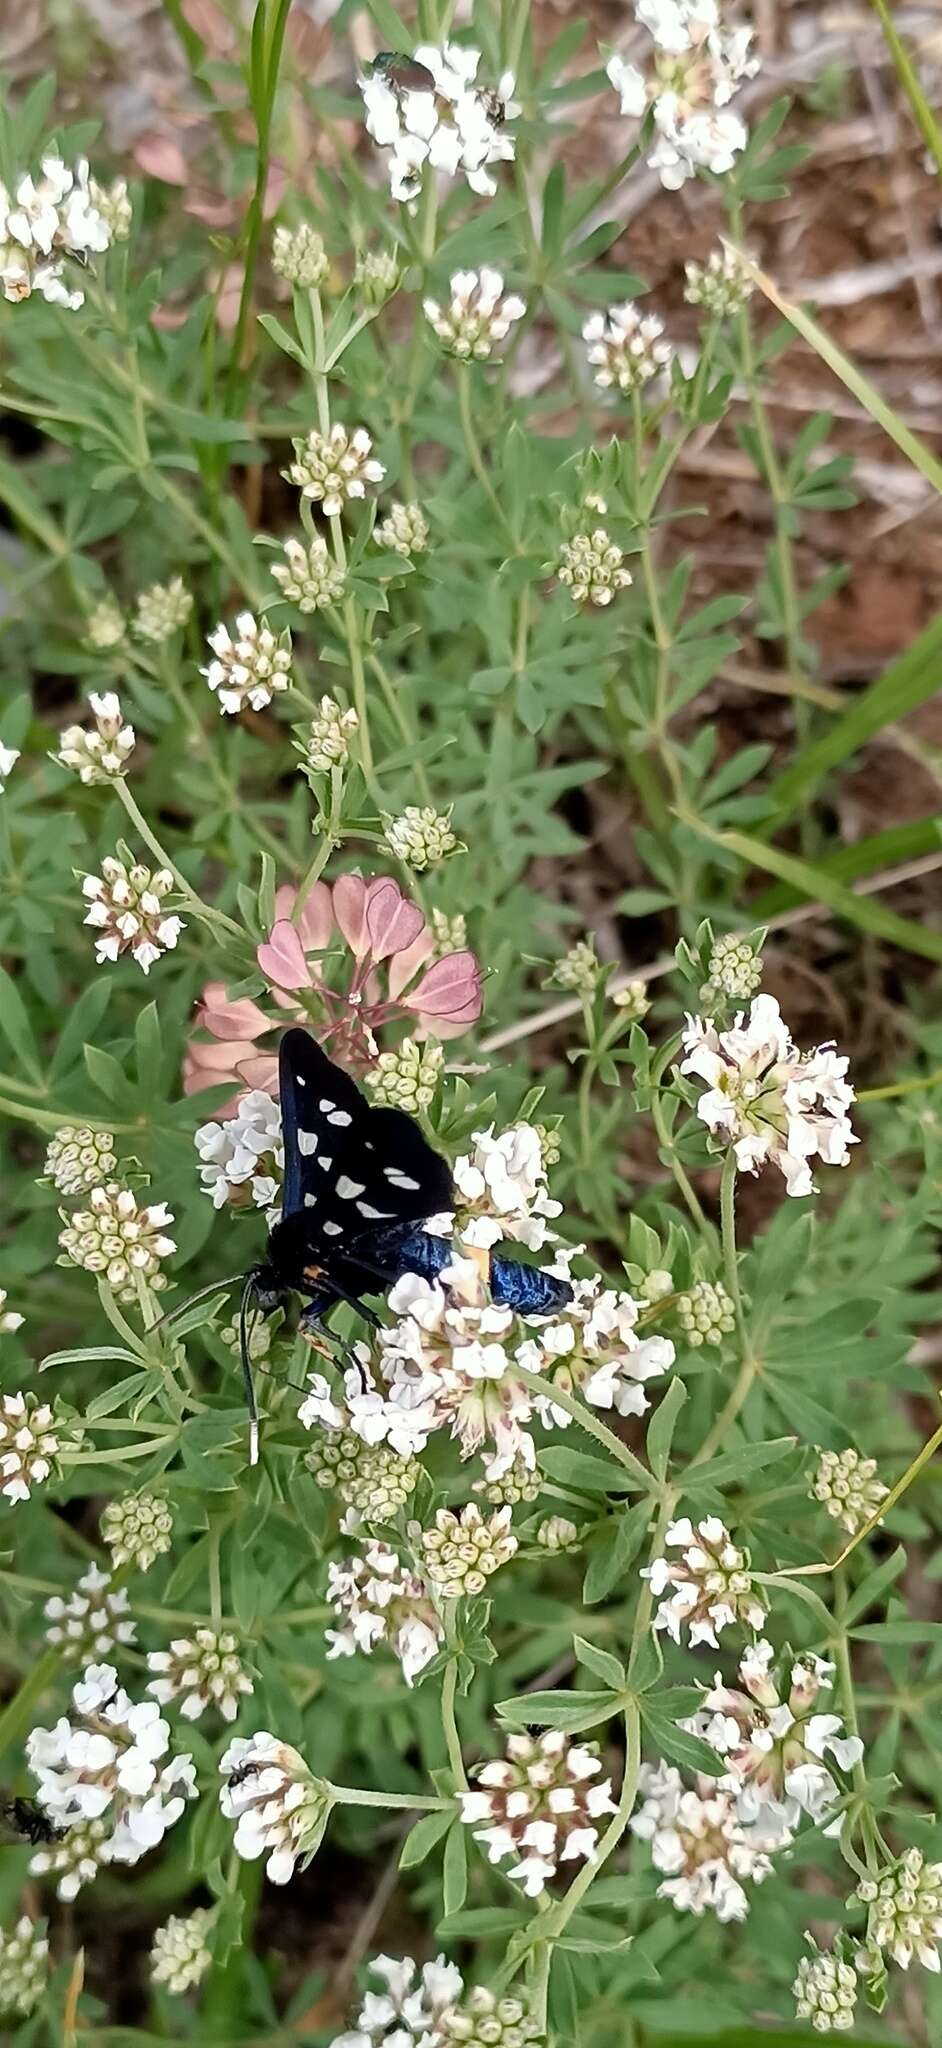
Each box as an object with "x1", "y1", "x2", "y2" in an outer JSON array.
[
  {"x1": 677, "y1": 1280, "x2": 735, "y2": 1347},
  {"x1": 102, "y1": 1490, "x2": 173, "y2": 1572},
  {"x1": 272, "y1": 222, "x2": 328, "y2": 288},
  {"x1": 383, "y1": 804, "x2": 459, "y2": 873},
  {"x1": 133, "y1": 577, "x2": 192, "y2": 644}
]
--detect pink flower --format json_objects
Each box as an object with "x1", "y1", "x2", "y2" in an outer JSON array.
[{"x1": 185, "y1": 876, "x2": 482, "y2": 1100}]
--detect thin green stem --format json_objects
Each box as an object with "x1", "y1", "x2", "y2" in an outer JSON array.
[
  {"x1": 456, "y1": 365, "x2": 512, "y2": 537},
  {"x1": 515, "y1": 1366, "x2": 648, "y2": 1488},
  {"x1": 772, "y1": 1414, "x2": 942, "y2": 1581},
  {"x1": 833, "y1": 1567, "x2": 881, "y2": 1875},
  {"x1": 719, "y1": 1149, "x2": 743, "y2": 1322},
  {"x1": 226, "y1": 0, "x2": 292, "y2": 402},
  {"x1": 331, "y1": 1784, "x2": 454, "y2": 1812},
  {"x1": 112, "y1": 780, "x2": 244, "y2": 942},
  {"x1": 441, "y1": 1653, "x2": 468, "y2": 1790}
]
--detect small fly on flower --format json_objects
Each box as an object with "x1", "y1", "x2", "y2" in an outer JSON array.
[{"x1": 0, "y1": 1796, "x2": 65, "y2": 1846}]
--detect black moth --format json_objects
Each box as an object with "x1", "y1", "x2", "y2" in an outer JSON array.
[{"x1": 231, "y1": 1028, "x2": 572, "y2": 1464}]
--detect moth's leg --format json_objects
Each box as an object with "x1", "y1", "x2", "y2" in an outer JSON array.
[{"x1": 299, "y1": 1286, "x2": 376, "y2": 1389}]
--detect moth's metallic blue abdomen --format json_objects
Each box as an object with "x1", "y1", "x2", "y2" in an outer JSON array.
[{"x1": 386, "y1": 1228, "x2": 573, "y2": 1316}]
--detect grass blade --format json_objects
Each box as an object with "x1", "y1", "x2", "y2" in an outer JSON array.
[{"x1": 688, "y1": 819, "x2": 942, "y2": 963}]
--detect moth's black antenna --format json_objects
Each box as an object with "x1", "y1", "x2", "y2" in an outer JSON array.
[
  {"x1": 151, "y1": 1276, "x2": 245, "y2": 1335},
  {"x1": 240, "y1": 1272, "x2": 261, "y2": 1468}
]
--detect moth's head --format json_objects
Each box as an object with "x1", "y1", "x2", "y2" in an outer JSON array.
[{"x1": 246, "y1": 1262, "x2": 285, "y2": 1317}]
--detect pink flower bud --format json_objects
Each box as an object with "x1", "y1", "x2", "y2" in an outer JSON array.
[
  {"x1": 257, "y1": 920, "x2": 309, "y2": 992},
  {"x1": 405, "y1": 951, "x2": 483, "y2": 1027}
]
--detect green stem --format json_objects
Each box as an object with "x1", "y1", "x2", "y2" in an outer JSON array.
[
  {"x1": 226, "y1": 0, "x2": 292, "y2": 403},
  {"x1": 832, "y1": 1567, "x2": 881, "y2": 1875},
  {"x1": 719, "y1": 1149, "x2": 742, "y2": 1322},
  {"x1": 112, "y1": 780, "x2": 245, "y2": 942},
  {"x1": 515, "y1": 1366, "x2": 648, "y2": 1487},
  {"x1": 867, "y1": 0, "x2": 942, "y2": 173},
  {"x1": 441, "y1": 1653, "x2": 468, "y2": 1790},
  {"x1": 456, "y1": 365, "x2": 512, "y2": 537},
  {"x1": 773, "y1": 1414, "x2": 942, "y2": 1582},
  {"x1": 331, "y1": 1785, "x2": 454, "y2": 1811}
]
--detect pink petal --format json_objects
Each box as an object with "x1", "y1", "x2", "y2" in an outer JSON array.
[
  {"x1": 133, "y1": 134, "x2": 188, "y2": 185},
  {"x1": 404, "y1": 951, "x2": 483, "y2": 1028},
  {"x1": 198, "y1": 981, "x2": 269, "y2": 1042},
  {"x1": 273, "y1": 881, "x2": 332, "y2": 952},
  {"x1": 235, "y1": 1052, "x2": 280, "y2": 1093},
  {"x1": 387, "y1": 928, "x2": 436, "y2": 1000},
  {"x1": 332, "y1": 875, "x2": 370, "y2": 959},
  {"x1": 365, "y1": 878, "x2": 425, "y2": 963},
  {"x1": 257, "y1": 920, "x2": 310, "y2": 992}
]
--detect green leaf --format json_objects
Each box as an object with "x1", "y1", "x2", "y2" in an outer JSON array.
[
  {"x1": 646, "y1": 1377, "x2": 687, "y2": 1483},
  {"x1": 0, "y1": 964, "x2": 40, "y2": 1080},
  {"x1": 442, "y1": 1820, "x2": 468, "y2": 1917},
  {"x1": 765, "y1": 608, "x2": 942, "y2": 818},
  {"x1": 572, "y1": 1636, "x2": 626, "y2": 1689},
  {"x1": 639, "y1": 1702, "x2": 726, "y2": 1778},
  {"x1": 538, "y1": 1445, "x2": 650, "y2": 1495},
  {"x1": 437, "y1": 1907, "x2": 529, "y2": 1940},
  {"x1": 399, "y1": 1806, "x2": 454, "y2": 1869},
  {"x1": 689, "y1": 821, "x2": 942, "y2": 963},
  {"x1": 842, "y1": 1548, "x2": 907, "y2": 1626},
  {"x1": 495, "y1": 1689, "x2": 621, "y2": 1733},
  {"x1": 682, "y1": 1437, "x2": 797, "y2": 1493},
  {"x1": 365, "y1": 0, "x2": 414, "y2": 54},
  {"x1": 582, "y1": 1498, "x2": 652, "y2": 1604}
]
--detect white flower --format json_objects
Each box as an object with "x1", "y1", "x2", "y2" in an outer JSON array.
[
  {"x1": 383, "y1": 804, "x2": 459, "y2": 872},
  {"x1": 26, "y1": 1662, "x2": 196, "y2": 1873},
  {"x1": 793, "y1": 1944, "x2": 858, "y2": 2033},
  {"x1": 812, "y1": 1447, "x2": 888, "y2": 1537},
  {"x1": 147, "y1": 1628, "x2": 252, "y2": 1723},
  {"x1": 101, "y1": 1491, "x2": 173, "y2": 1572},
  {"x1": 518, "y1": 1273, "x2": 674, "y2": 1426},
  {"x1": 81, "y1": 857, "x2": 184, "y2": 974},
  {"x1": 151, "y1": 1907, "x2": 215, "y2": 1994},
  {"x1": 44, "y1": 1125, "x2": 119, "y2": 1196},
  {"x1": 132, "y1": 576, "x2": 193, "y2": 643},
  {"x1": 195, "y1": 1091, "x2": 284, "y2": 1214},
  {"x1": 57, "y1": 692, "x2": 135, "y2": 784},
  {"x1": 0, "y1": 154, "x2": 111, "y2": 309},
  {"x1": 537, "y1": 1515, "x2": 580, "y2": 1552},
  {"x1": 0, "y1": 742, "x2": 20, "y2": 791},
  {"x1": 272, "y1": 535, "x2": 345, "y2": 612},
  {"x1": 29, "y1": 1815, "x2": 109, "y2": 1901},
  {"x1": 89, "y1": 176, "x2": 131, "y2": 240},
  {"x1": 203, "y1": 613, "x2": 292, "y2": 716},
  {"x1": 460, "y1": 1730, "x2": 616, "y2": 1896},
  {"x1": 606, "y1": 3, "x2": 758, "y2": 191},
  {"x1": 0, "y1": 1287, "x2": 24, "y2": 1335},
  {"x1": 630, "y1": 1760, "x2": 790, "y2": 1920},
  {"x1": 687, "y1": 1639, "x2": 862, "y2": 1828},
  {"x1": 705, "y1": 930, "x2": 763, "y2": 1000},
  {"x1": 59, "y1": 1184, "x2": 176, "y2": 1299},
  {"x1": 644, "y1": 1515, "x2": 766, "y2": 1647},
  {"x1": 219, "y1": 1730, "x2": 330, "y2": 1885},
  {"x1": 286, "y1": 425, "x2": 385, "y2": 517},
  {"x1": 303, "y1": 695, "x2": 359, "y2": 771},
  {"x1": 85, "y1": 596, "x2": 126, "y2": 648},
  {"x1": 331, "y1": 1951, "x2": 464, "y2": 2047},
  {"x1": 272, "y1": 221, "x2": 328, "y2": 287},
  {"x1": 680, "y1": 994, "x2": 858, "y2": 1196},
  {"x1": 0, "y1": 1391, "x2": 72, "y2": 1503},
  {"x1": 557, "y1": 530, "x2": 632, "y2": 607},
  {"x1": 325, "y1": 1539, "x2": 442, "y2": 1686},
  {"x1": 359, "y1": 44, "x2": 517, "y2": 202},
  {"x1": 854, "y1": 1847, "x2": 942, "y2": 1972},
  {"x1": 424, "y1": 268, "x2": 525, "y2": 360},
  {"x1": 44, "y1": 1564, "x2": 137, "y2": 1663},
  {"x1": 0, "y1": 1916, "x2": 48, "y2": 2016},
  {"x1": 378, "y1": 1260, "x2": 534, "y2": 1471},
  {"x1": 582, "y1": 302, "x2": 671, "y2": 392}
]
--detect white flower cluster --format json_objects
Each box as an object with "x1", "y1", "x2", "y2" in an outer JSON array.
[
  {"x1": 583, "y1": 302, "x2": 672, "y2": 393},
  {"x1": 133, "y1": 576, "x2": 193, "y2": 644},
  {"x1": 101, "y1": 1490, "x2": 173, "y2": 1572},
  {"x1": 307, "y1": 1424, "x2": 420, "y2": 1520},
  {"x1": 286, "y1": 425, "x2": 385, "y2": 518},
  {"x1": 375, "y1": 501, "x2": 429, "y2": 557},
  {"x1": 557, "y1": 530, "x2": 632, "y2": 607},
  {"x1": 418, "y1": 1502, "x2": 517, "y2": 1597},
  {"x1": 272, "y1": 220, "x2": 328, "y2": 288},
  {"x1": 30, "y1": 1815, "x2": 109, "y2": 1901},
  {"x1": 44, "y1": 1125, "x2": 118, "y2": 1195},
  {"x1": 147, "y1": 1628, "x2": 253, "y2": 1723},
  {"x1": 812, "y1": 1446, "x2": 888, "y2": 1538},
  {"x1": 82, "y1": 857, "x2": 184, "y2": 974},
  {"x1": 331, "y1": 1952, "x2": 462, "y2": 2048},
  {"x1": 360, "y1": 44, "x2": 516, "y2": 202},
  {"x1": 681, "y1": 995, "x2": 857, "y2": 1197},
  {"x1": 203, "y1": 614, "x2": 293, "y2": 716},
  {"x1": 374, "y1": 1261, "x2": 528, "y2": 1472},
  {"x1": 0, "y1": 154, "x2": 110, "y2": 308},
  {"x1": 631, "y1": 1760, "x2": 789, "y2": 1921},
  {"x1": 449, "y1": 1124, "x2": 563, "y2": 1251},
  {"x1": 26, "y1": 1663, "x2": 197, "y2": 1885},
  {"x1": 151, "y1": 1907, "x2": 216, "y2": 1994},
  {"x1": 0, "y1": 1390, "x2": 73, "y2": 1504},
  {"x1": 460, "y1": 1730, "x2": 616, "y2": 1897},
  {"x1": 304, "y1": 694, "x2": 359, "y2": 771},
  {"x1": 645, "y1": 1516, "x2": 766, "y2": 1647},
  {"x1": 685, "y1": 243, "x2": 754, "y2": 316},
  {"x1": 57, "y1": 692, "x2": 135, "y2": 784},
  {"x1": 219, "y1": 1730, "x2": 330, "y2": 1885},
  {"x1": 195, "y1": 1090, "x2": 284, "y2": 1214},
  {"x1": 272, "y1": 535, "x2": 345, "y2": 613},
  {"x1": 686, "y1": 1640, "x2": 863, "y2": 1830},
  {"x1": 325, "y1": 1538, "x2": 442, "y2": 1686},
  {"x1": 44, "y1": 1563, "x2": 137, "y2": 1664},
  {"x1": 793, "y1": 1945, "x2": 858, "y2": 2033},
  {"x1": 384, "y1": 804, "x2": 459, "y2": 872},
  {"x1": 0, "y1": 1916, "x2": 48, "y2": 2017},
  {"x1": 424, "y1": 268, "x2": 525, "y2": 360},
  {"x1": 607, "y1": 0, "x2": 758, "y2": 191},
  {"x1": 86, "y1": 595, "x2": 126, "y2": 648},
  {"x1": 518, "y1": 1273, "x2": 675, "y2": 1425},
  {"x1": 705, "y1": 930, "x2": 763, "y2": 1001},
  {"x1": 855, "y1": 1848, "x2": 942, "y2": 1973},
  {"x1": 59, "y1": 1184, "x2": 176, "y2": 1299},
  {"x1": 0, "y1": 741, "x2": 20, "y2": 791},
  {"x1": 551, "y1": 938, "x2": 602, "y2": 993}
]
